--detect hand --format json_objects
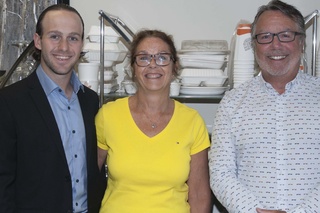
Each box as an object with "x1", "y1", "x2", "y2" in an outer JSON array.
[{"x1": 256, "y1": 208, "x2": 287, "y2": 213}]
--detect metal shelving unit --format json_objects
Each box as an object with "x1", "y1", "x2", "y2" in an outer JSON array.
[{"x1": 304, "y1": 9, "x2": 319, "y2": 76}]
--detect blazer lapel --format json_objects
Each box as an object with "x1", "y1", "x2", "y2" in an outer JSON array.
[
  {"x1": 26, "y1": 72, "x2": 68, "y2": 163},
  {"x1": 77, "y1": 90, "x2": 92, "y2": 161}
]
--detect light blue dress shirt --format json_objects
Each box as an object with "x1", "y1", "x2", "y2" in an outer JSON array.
[{"x1": 36, "y1": 66, "x2": 88, "y2": 213}]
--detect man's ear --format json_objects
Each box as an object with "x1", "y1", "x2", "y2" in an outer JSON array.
[{"x1": 33, "y1": 33, "x2": 42, "y2": 50}]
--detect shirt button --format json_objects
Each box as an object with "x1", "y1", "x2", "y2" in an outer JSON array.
[
  {"x1": 74, "y1": 154, "x2": 78, "y2": 158},
  {"x1": 68, "y1": 106, "x2": 71, "y2": 110},
  {"x1": 58, "y1": 89, "x2": 62, "y2": 92},
  {"x1": 76, "y1": 179, "x2": 79, "y2": 183},
  {"x1": 72, "y1": 130, "x2": 76, "y2": 134}
]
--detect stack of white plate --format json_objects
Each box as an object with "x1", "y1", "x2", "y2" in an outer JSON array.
[
  {"x1": 177, "y1": 40, "x2": 230, "y2": 95},
  {"x1": 178, "y1": 40, "x2": 229, "y2": 70},
  {"x1": 232, "y1": 24, "x2": 256, "y2": 88}
]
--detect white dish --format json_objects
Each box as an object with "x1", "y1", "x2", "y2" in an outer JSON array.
[{"x1": 180, "y1": 86, "x2": 228, "y2": 95}]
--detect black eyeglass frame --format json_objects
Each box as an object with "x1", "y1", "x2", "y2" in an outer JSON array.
[
  {"x1": 134, "y1": 53, "x2": 174, "y2": 67},
  {"x1": 253, "y1": 31, "x2": 305, "y2": 44}
]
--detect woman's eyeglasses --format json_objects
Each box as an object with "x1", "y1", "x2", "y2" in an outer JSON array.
[{"x1": 134, "y1": 53, "x2": 173, "y2": 67}]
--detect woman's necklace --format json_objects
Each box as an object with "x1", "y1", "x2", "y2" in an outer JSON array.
[{"x1": 143, "y1": 111, "x2": 162, "y2": 129}]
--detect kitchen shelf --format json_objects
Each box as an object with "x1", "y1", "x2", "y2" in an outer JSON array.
[{"x1": 102, "y1": 92, "x2": 224, "y2": 103}]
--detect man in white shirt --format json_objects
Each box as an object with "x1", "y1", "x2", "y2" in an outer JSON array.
[{"x1": 209, "y1": 0, "x2": 320, "y2": 212}]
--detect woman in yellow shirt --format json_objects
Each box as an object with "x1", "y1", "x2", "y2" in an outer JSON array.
[{"x1": 96, "y1": 29, "x2": 212, "y2": 213}]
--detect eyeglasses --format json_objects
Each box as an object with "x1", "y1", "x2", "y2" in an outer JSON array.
[
  {"x1": 254, "y1": 31, "x2": 305, "y2": 44},
  {"x1": 134, "y1": 53, "x2": 173, "y2": 67}
]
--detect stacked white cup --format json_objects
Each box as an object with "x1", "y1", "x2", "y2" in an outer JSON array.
[
  {"x1": 77, "y1": 62, "x2": 100, "y2": 92},
  {"x1": 233, "y1": 24, "x2": 255, "y2": 88}
]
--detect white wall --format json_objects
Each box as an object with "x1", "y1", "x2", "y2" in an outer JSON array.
[
  {"x1": 70, "y1": 0, "x2": 320, "y2": 51},
  {"x1": 70, "y1": 0, "x2": 320, "y2": 134}
]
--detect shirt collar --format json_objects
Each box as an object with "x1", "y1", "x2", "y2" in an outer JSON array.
[
  {"x1": 36, "y1": 65, "x2": 84, "y2": 96},
  {"x1": 259, "y1": 70, "x2": 303, "y2": 94}
]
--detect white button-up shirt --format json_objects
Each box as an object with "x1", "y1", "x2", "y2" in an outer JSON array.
[{"x1": 209, "y1": 71, "x2": 320, "y2": 213}]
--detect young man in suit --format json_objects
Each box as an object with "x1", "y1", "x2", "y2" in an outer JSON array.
[{"x1": 0, "y1": 4, "x2": 106, "y2": 212}]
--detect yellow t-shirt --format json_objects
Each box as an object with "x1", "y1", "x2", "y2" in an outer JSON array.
[{"x1": 96, "y1": 97, "x2": 210, "y2": 213}]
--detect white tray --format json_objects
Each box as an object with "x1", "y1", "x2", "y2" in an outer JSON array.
[{"x1": 180, "y1": 86, "x2": 227, "y2": 95}]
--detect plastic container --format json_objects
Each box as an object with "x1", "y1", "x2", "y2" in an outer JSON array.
[
  {"x1": 87, "y1": 25, "x2": 120, "y2": 43},
  {"x1": 181, "y1": 40, "x2": 228, "y2": 51},
  {"x1": 180, "y1": 76, "x2": 228, "y2": 87}
]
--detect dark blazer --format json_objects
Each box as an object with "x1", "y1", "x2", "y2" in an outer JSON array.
[{"x1": 0, "y1": 71, "x2": 106, "y2": 213}]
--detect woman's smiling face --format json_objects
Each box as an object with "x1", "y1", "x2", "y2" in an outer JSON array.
[{"x1": 133, "y1": 37, "x2": 175, "y2": 93}]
